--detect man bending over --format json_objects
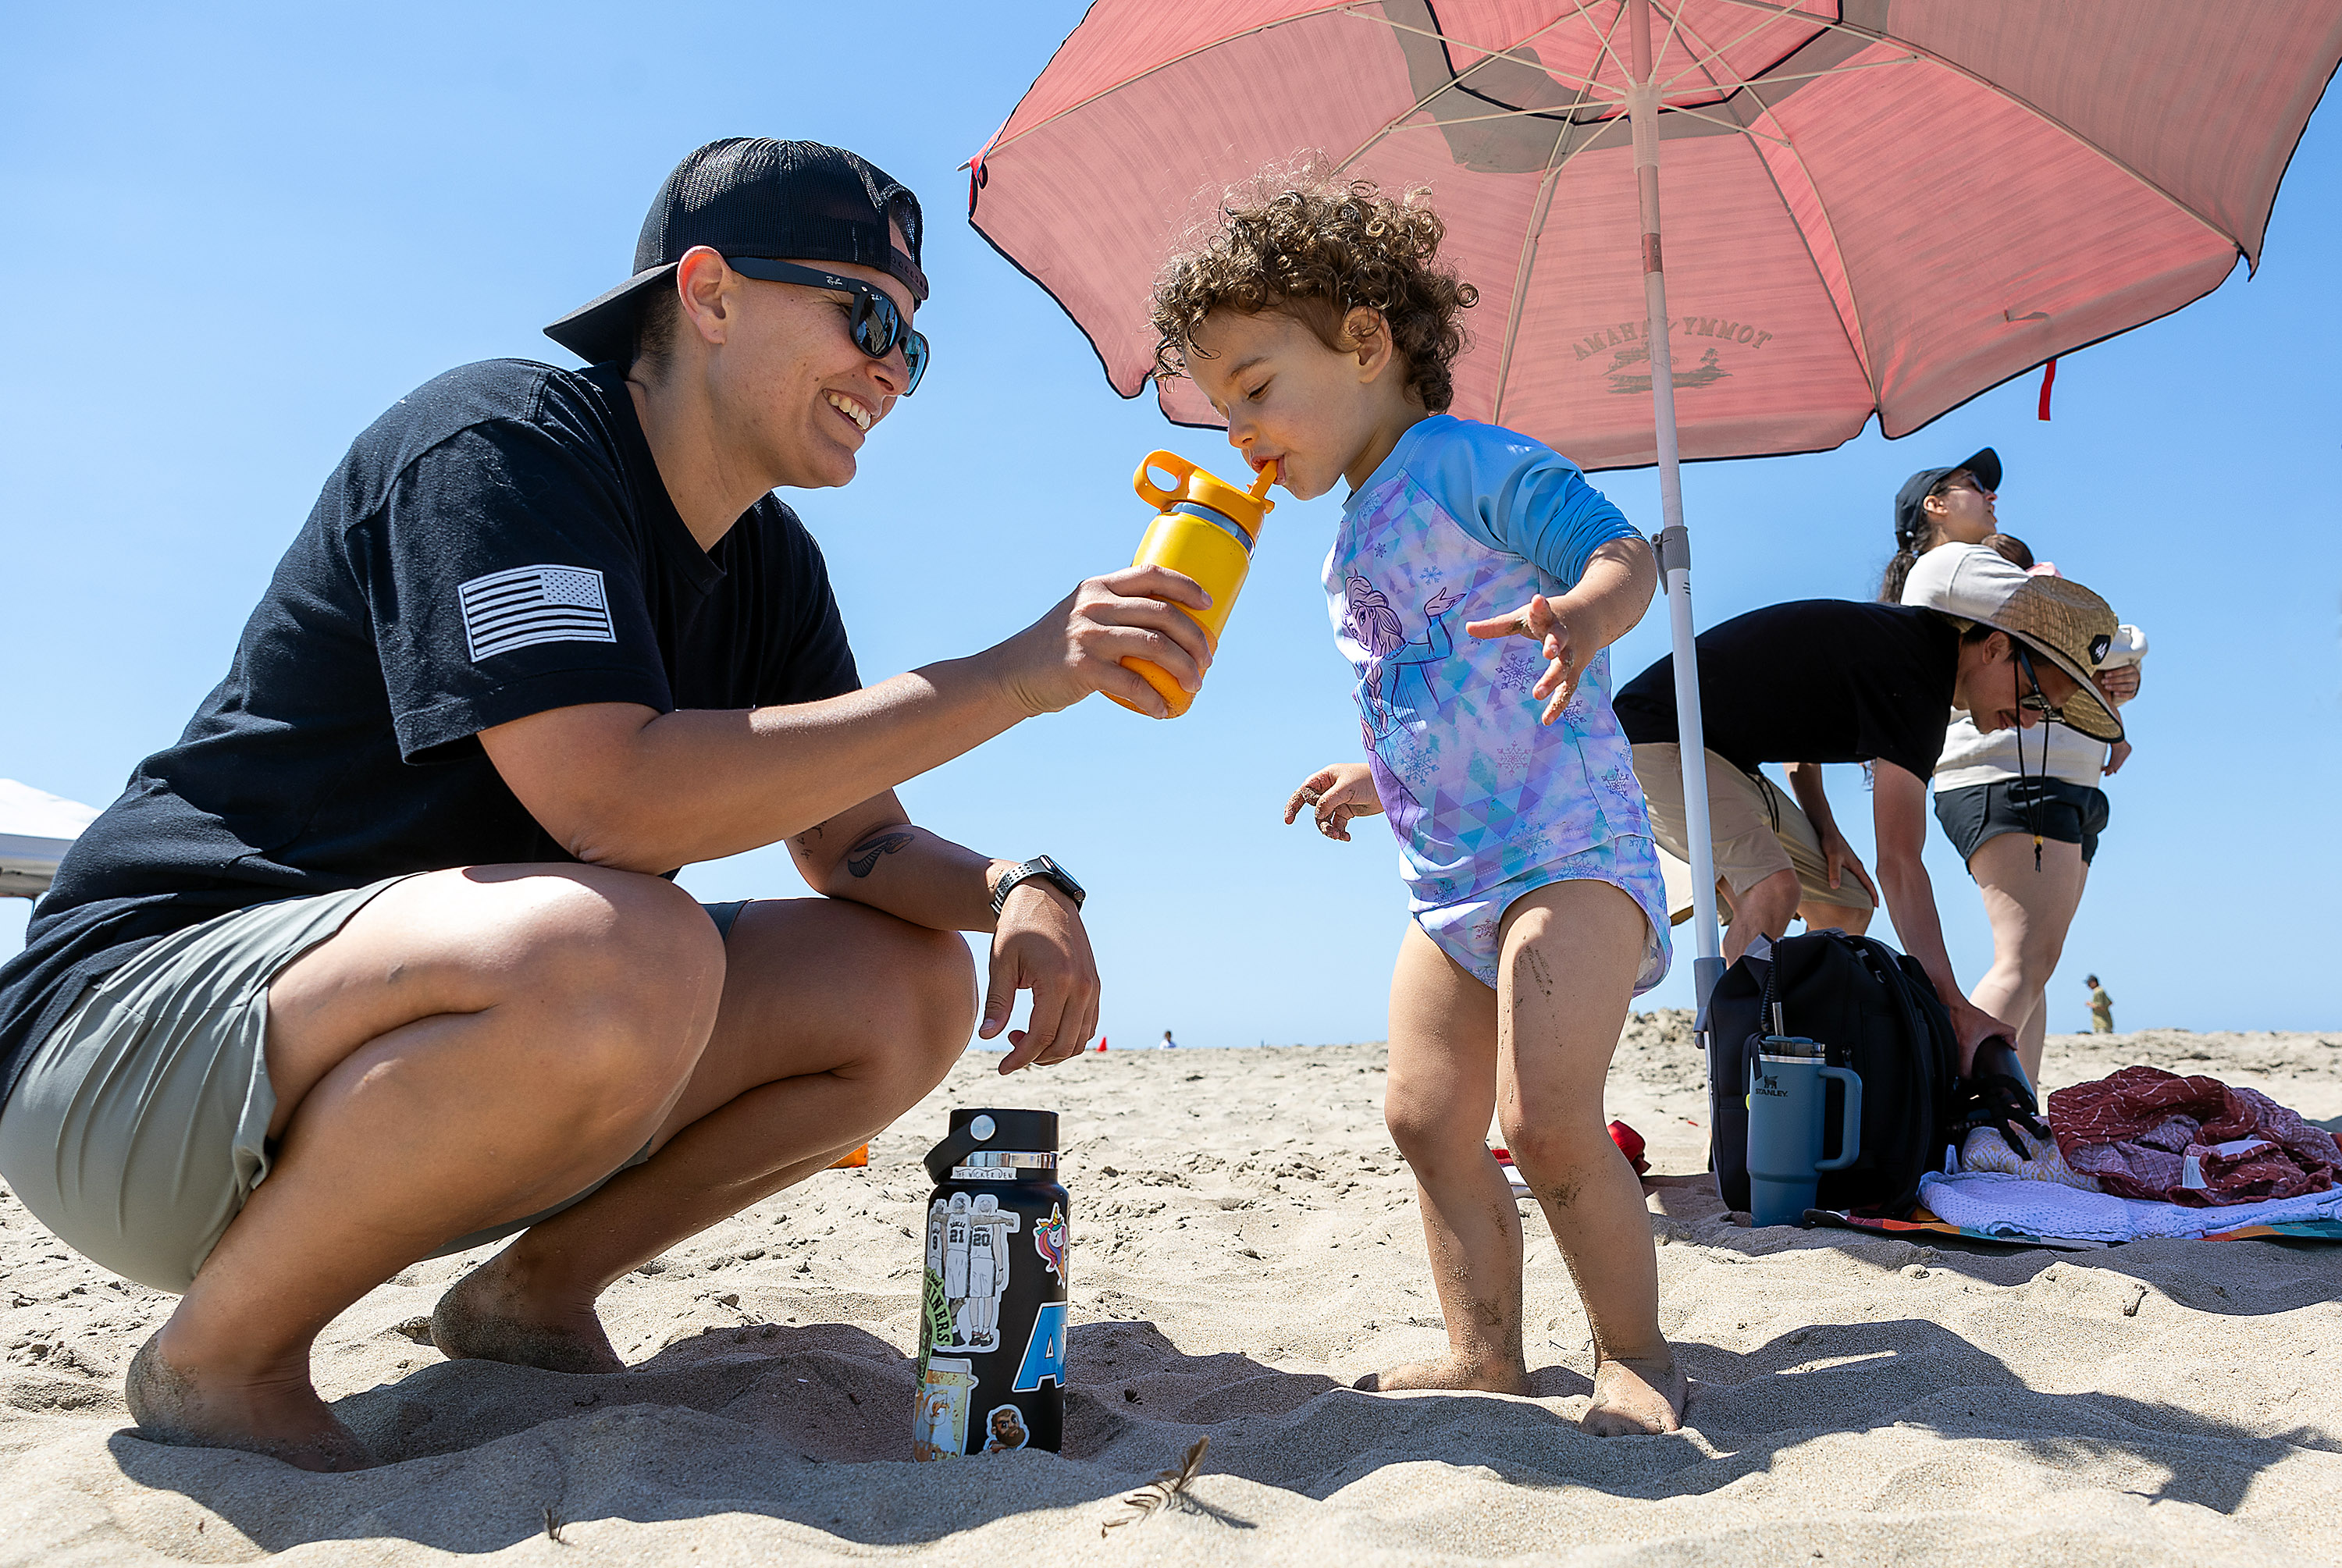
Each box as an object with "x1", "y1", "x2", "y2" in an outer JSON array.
[{"x1": 1614, "y1": 546, "x2": 2126, "y2": 1068}]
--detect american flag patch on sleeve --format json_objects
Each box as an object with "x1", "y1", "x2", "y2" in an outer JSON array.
[{"x1": 457, "y1": 564, "x2": 617, "y2": 661}]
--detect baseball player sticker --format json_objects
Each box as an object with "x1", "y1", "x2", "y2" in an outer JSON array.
[
  {"x1": 913, "y1": 1356, "x2": 975, "y2": 1460},
  {"x1": 982, "y1": 1403, "x2": 1031, "y2": 1453},
  {"x1": 1032, "y1": 1201, "x2": 1067, "y2": 1283}
]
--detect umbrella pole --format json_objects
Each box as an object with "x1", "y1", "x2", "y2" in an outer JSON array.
[{"x1": 1626, "y1": 0, "x2": 1725, "y2": 1026}]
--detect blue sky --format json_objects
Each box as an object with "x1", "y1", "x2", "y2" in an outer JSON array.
[{"x1": 3, "y1": 3, "x2": 2335, "y2": 1041}]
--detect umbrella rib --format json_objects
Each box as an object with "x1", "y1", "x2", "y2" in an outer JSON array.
[
  {"x1": 1490, "y1": 5, "x2": 1625, "y2": 425},
  {"x1": 1567, "y1": 0, "x2": 1634, "y2": 86},
  {"x1": 1652, "y1": 0, "x2": 1920, "y2": 106},
  {"x1": 1673, "y1": 55, "x2": 1920, "y2": 97},
  {"x1": 975, "y1": 3, "x2": 1361, "y2": 165},
  {"x1": 1341, "y1": 8, "x2": 1606, "y2": 94},
  {"x1": 1376, "y1": 102, "x2": 1620, "y2": 132},
  {"x1": 1330, "y1": 8, "x2": 1604, "y2": 174},
  {"x1": 1655, "y1": 0, "x2": 1812, "y2": 94},
  {"x1": 1654, "y1": 0, "x2": 1689, "y2": 79},
  {"x1": 1492, "y1": 166, "x2": 1568, "y2": 429},
  {"x1": 1661, "y1": 0, "x2": 1883, "y2": 402},
  {"x1": 1643, "y1": 101, "x2": 1792, "y2": 145},
  {"x1": 1702, "y1": 0, "x2": 2244, "y2": 249}
]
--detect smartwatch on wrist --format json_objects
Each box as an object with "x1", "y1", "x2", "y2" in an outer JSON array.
[{"x1": 990, "y1": 855, "x2": 1086, "y2": 917}]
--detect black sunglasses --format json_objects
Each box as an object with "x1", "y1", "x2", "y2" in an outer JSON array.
[
  {"x1": 2011, "y1": 644, "x2": 2063, "y2": 722},
  {"x1": 724, "y1": 257, "x2": 928, "y2": 394}
]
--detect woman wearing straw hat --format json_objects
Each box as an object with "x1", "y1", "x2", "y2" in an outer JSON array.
[{"x1": 1882, "y1": 450, "x2": 2144, "y2": 1081}]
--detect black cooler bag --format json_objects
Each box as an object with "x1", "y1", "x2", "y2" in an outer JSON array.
[{"x1": 1706, "y1": 930, "x2": 1960, "y2": 1218}]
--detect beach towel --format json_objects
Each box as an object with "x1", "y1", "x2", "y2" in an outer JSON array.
[
  {"x1": 1958, "y1": 1123, "x2": 2099, "y2": 1191},
  {"x1": 1916, "y1": 1171, "x2": 2342, "y2": 1243},
  {"x1": 2048, "y1": 1066, "x2": 2340, "y2": 1206}
]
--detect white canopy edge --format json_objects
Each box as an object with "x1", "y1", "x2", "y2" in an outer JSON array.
[{"x1": 0, "y1": 780, "x2": 103, "y2": 898}]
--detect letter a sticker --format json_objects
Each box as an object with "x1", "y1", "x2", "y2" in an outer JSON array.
[{"x1": 1011, "y1": 1300, "x2": 1068, "y2": 1392}]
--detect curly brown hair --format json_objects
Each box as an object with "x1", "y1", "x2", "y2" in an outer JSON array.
[{"x1": 1151, "y1": 174, "x2": 1478, "y2": 414}]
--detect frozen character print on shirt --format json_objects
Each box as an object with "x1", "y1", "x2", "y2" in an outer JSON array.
[
  {"x1": 1344, "y1": 574, "x2": 1465, "y2": 739},
  {"x1": 1320, "y1": 416, "x2": 1672, "y2": 990},
  {"x1": 1342, "y1": 572, "x2": 1465, "y2": 834}
]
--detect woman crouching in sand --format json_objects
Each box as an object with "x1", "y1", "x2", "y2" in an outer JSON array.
[{"x1": 1149, "y1": 174, "x2": 1681, "y2": 1435}]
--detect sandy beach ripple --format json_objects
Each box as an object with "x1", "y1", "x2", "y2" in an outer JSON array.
[{"x1": 3, "y1": 1019, "x2": 2338, "y2": 1564}]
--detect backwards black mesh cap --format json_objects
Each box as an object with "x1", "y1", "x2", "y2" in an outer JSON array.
[
  {"x1": 1892, "y1": 446, "x2": 2002, "y2": 549},
  {"x1": 546, "y1": 137, "x2": 929, "y2": 365}
]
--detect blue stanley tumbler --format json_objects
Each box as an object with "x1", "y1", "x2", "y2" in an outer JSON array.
[{"x1": 1746, "y1": 1035, "x2": 1863, "y2": 1226}]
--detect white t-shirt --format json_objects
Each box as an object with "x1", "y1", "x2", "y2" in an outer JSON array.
[
  {"x1": 1931, "y1": 710, "x2": 2112, "y2": 791},
  {"x1": 1900, "y1": 543, "x2": 2144, "y2": 792}
]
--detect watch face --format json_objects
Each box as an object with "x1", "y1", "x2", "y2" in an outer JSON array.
[{"x1": 1034, "y1": 856, "x2": 1084, "y2": 898}]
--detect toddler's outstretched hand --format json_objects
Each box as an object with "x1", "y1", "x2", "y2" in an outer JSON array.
[
  {"x1": 1466, "y1": 592, "x2": 1578, "y2": 725},
  {"x1": 1284, "y1": 763, "x2": 1383, "y2": 842}
]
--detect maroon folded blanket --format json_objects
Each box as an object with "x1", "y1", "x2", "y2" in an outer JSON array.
[{"x1": 2048, "y1": 1065, "x2": 2341, "y2": 1207}]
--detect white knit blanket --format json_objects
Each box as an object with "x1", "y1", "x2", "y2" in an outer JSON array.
[{"x1": 1917, "y1": 1171, "x2": 2342, "y2": 1243}]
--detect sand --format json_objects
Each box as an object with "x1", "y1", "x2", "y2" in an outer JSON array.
[{"x1": 5, "y1": 1019, "x2": 2340, "y2": 1565}]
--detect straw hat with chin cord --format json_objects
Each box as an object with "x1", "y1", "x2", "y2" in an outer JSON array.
[{"x1": 1901, "y1": 545, "x2": 2124, "y2": 743}]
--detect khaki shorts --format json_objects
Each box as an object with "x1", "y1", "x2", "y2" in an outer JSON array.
[
  {"x1": 1629, "y1": 744, "x2": 1875, "y2": 926},
  {"x1": 0, "y1": 879, "x2": 729, "y2": 1294}
]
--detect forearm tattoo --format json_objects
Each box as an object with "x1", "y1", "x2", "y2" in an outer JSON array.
[{"x1": 845, "y1": 830, "x2": 917, "y2": 878}]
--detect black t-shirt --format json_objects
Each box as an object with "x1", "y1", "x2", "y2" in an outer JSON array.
[
  {"x1": 0, "y1": 360, "x2": 859, "y2": 1100},
  {"x1": 1614, "y1": 600, "x2": 1959, "y2": 780}
]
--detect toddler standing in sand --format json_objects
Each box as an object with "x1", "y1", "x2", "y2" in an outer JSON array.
[{"x1": 1150, "y1": 177, "x2": 1680, "y2": 1435}]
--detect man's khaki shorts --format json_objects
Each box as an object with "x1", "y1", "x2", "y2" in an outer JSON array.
[
  {"x1": 0, "y1": 878, "x2": 731, "y2": 1294},
  {"x1": 1629, "y1": 744, "x2": 1875, "y2": 926}
]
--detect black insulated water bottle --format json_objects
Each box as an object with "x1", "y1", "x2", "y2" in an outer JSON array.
[{"x1": 911, "y1": 1108, "x2": 1068, "y2": 1459}]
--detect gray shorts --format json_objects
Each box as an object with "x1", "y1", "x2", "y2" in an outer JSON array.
[{"x1": 0, "y1": 880, "x2": 749, "y2": 1294}]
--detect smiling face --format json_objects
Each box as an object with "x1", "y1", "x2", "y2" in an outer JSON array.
[
  {"x1": 1184, "y1": 305, "x2": 1422, "y2": 501},
  {"x1": 664, "y1": 223, "x2": 919, "y2": 492},
  {"x1": 1952, "y1": 628, "x2": 2081, "y2": 734},
  {"x1": 1923, "y1": 468, "x2": 1998, "y2": 546}
]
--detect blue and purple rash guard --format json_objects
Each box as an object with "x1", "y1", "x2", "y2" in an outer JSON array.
[{"x1": 1324, "y1": 414, "x2": 1671, "y2": 990}]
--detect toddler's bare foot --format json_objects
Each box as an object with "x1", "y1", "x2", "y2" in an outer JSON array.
[
  {"x1": 431, "y1": 1256, "x2": 623, "y2": 1374},
  {"x1": 1353, "y1": 1355, "x2": 1530, "y2": 1396},
  {"x1": 1582, "y1": 1353, "x2": 1685, "y2": 1435},
  {"x1": 126, "y1": 1332, "x2": 374, "y2": 1471}
]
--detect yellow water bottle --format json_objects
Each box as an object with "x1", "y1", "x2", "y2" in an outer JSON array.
[{"x1": 1114, "y1": 452, "x2": 1276, "y2": 717}]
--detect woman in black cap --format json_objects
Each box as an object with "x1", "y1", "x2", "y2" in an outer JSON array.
[
  {"x1": 0, "y1": 137, "x2": 1214, "y2": 1470},
  {"x1": 1882, "y1": 450, "x2": 2144, "y2": 1080},
  {"x1": 1880, "y1": 447, "x2": 2004, "y2": 603}
]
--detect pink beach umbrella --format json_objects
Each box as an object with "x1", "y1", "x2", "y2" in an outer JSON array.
[{"x1": 967, "y1": 0, "x2": 2342, "y2": 1008}]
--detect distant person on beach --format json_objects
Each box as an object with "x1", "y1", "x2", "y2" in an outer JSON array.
[
  {"x1": 2086, "y1": 975, "x2": 2116, "y2": 1033},
  {"x1": 1155, "y1": 174, "x2": 1682, "y2": 1435},
  {"x1": 1161, "y1": 1030, "x2": 1178, "y2": 1048},
  {"x1": 1880, "y1": 450, "x2": 2145, "y2": 1082},
  {"x1": 0, "y1": 140, "x2": 1214, "y2": 1471},
  {"x1": 1614, "y1": 534, "x2": 2128, "y2": 1074}
]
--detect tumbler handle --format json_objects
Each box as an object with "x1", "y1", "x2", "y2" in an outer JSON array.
[
  {"x1": 924, "y1": 1124, "x2": 991, "y2": 1186},
  {"x1": 1814, "y1": 1065, "x2": 1863, "y2": 1171}
]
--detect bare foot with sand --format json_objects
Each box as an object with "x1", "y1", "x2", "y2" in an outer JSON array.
[
  {"x1": 1582, "y1": 1353, "x2": 1685, "y2": 1435},
  {"x1": 430, "y1": 1256, "x2": 625, "y2": 1374},
  {"x1": 1353, "y1": 1355, "x2": 1531, "y2": 1396},
  {"x1": 125, "y1": 1332, "x2": 374, "y2": 1472}
]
